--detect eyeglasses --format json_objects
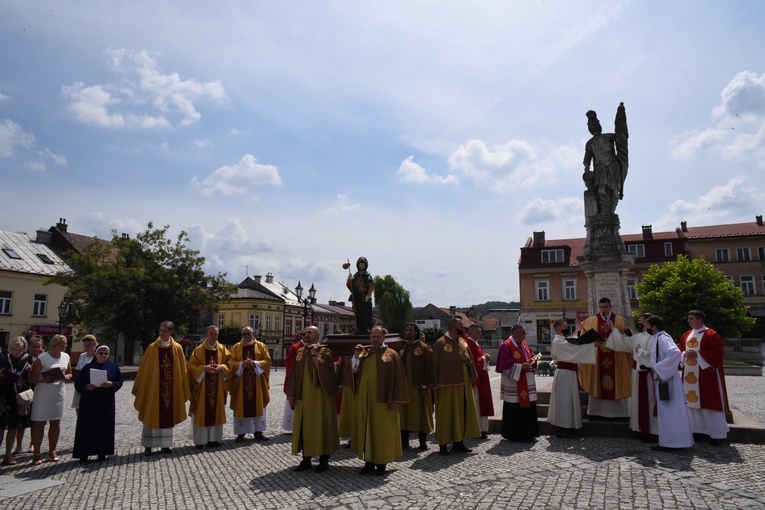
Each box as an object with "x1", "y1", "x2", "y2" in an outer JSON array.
[
  {"x1": 96, "y1": 351, "x2": 109, "y2": 356},
  {"x1": 242, "y1": 332, "x2": 252, "y2": 336}
]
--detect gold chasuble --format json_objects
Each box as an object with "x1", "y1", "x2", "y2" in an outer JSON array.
[
  {"x1": 351, "y1": 346, "x2": 408, "y2": 465},
  {"x1": 132, "y1": 338, "x2": 190, "y2": 429},
  {"x1": 287, "y1": 346, "x2": 339, "y2": 457},
  {"x1": 188, "y1": 342, "x2": 231, "y2": 427},
  {"x1": 229, "y1": 341, "x2": 271, "y2": 419},
  {"x1": 577, "y1": 314, "x2": 632, "y2": 400},
  {"x1": 432, "y1": 335, "x2": 480, "y2": 445}
]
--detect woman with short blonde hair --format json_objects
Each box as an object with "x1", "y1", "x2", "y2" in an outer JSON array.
[{"x1": 29, "y1": 334, "x2": 72, "y2": 464}]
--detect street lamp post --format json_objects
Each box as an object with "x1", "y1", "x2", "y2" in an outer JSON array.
[
  {"x1": 58, "y1": 299, "x2": 71, "y2": 335},
  {"x1": 58, "y1": 299, "x2": 72, "y2": 354},
  {"x1": 295, "y1": 281, "x2": 317, "y2": 331}
]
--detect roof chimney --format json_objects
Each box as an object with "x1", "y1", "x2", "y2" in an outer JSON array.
[
  {"x1": 36, "y1": 229, "x2": 52, "y2": 244},
  {"x1": 532, "y1": 231, "x2": 546, "y2": 246},
  {"x1": 680, "y1": 221, "x2": 688, "y2": 232},
  {"x1": 642, "y1": 225, "x2": 653, "y2": 238},
  {"x1": 121, "y1": 233, "x2": 130, "y2": 240},
  {"x1": 56, "y1": 218, "x2": 68, "y2": 232},
  {"x1": 757, "y1": 215, "x2": 764, "y2": 226},
  {"x1": 253, "y1": 275, "x2": 262, "y2": 285},
  {"x1": 265, "y1": 272, "x2": 274, "y2": 283}
]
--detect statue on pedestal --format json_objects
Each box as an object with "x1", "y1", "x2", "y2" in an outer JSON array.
[
  {"x1": 583, "y1": 103, "x2": 629, "y2": 217},
  {"x1": 345, "y1": 257, "x2": 375, "y2": 334}
]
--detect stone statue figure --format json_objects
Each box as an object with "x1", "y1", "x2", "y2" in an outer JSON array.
[
  {"x1": 346, "y1": 256, "x2": 375, "y2": 334},
  {"x1": 583, "y1": 103, "x2": 629, "y2": 216}
]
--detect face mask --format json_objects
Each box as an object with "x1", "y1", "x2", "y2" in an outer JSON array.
[
  {"x1": 560, "y1": 327, "x2": 569, "y2": 336},
  {"x1": 456, "y1": 329, "x2": 465, "y2": 336},
  {"x1": 646, "y1": 328, "x2": 654, "y2": 335},
  {"x1": 636, "y1": 323, "x2": 644, "y2": 332}
]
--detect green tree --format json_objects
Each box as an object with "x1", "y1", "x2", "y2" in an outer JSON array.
[
  {"x1": 636, "y1": 255, "x2": 755, "y2": 339},
  {"x1": 49, "y1": 222, "x2": 237, "y2": 363},
  {"x1": 373, "y1": 274, "x2": 412, "y2": 334},
  {"x1": 422, "y1": 327, "x2": 445, "y2": 345}
]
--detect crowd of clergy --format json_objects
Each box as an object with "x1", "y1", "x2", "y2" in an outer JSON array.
[{"x1": 129, "y1": 299, "x2": 730, "y2": 475}]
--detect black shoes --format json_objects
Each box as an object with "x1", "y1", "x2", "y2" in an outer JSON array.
[
  {"x1": 452, "y1": 442, "x2": 472, "y2": 453},
  {"x1": 294, "y1": 457, "x2": 312, "y2": 472},
  {"x1": 359, "y1": 462, "x2": 375, "y2": 475}
]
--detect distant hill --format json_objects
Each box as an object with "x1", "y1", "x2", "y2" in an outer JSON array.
[{"x1": 412, "y1": 301, "x2": 519, "y2": 318}]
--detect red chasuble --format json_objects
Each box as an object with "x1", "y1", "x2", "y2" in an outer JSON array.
[
  {"x1": 203, "y1": 349, "x2": 220, "y2": 426},
  {"x1": 241, "y1": 344, "x2": 258, "y2": 418},
  {"x1": 597, "y1": 313, "x2": 617, "y2": 400},
  {"x1": 504, "y1": 338, "x2": 533, "y2": 408},
  {"x1": 158, "y1": 347, "x2": 175, "y2": 428}
]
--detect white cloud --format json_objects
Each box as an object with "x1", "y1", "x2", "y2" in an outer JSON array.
[
  {"x1": 62, "y1": 49, "x2": 226, "y2": 128},
  {"x1": 39, "y1": 147, "x2": 67, "y2": 166},
  {"x1": 61, "y1": 83, "x2": 127, "y2": 127},
  {"x1": 672, "y1": 71, "x2": 765, "y2": 163},
  {"x1": 0, "y1": 119, "x2": 35, "y2": 158},
  {"x1": 325, "y1": 193, "x2": 361, "y2": 215},
  {"x1": 24, "y1": 161, "x2": 46, "y2": 172},
  {"x1": 396, "y1": 156, "x2": 458, "y2": 185},
  {"x1": 653, "y1": 176, "x2": 764, "y2": 230},
  {"x1": 0, "y1": 92, "x2": 9, "y2": 101},
  {"x1": 448, "y1": 139, "x2": 578, "y2": 193},
  {"x1": 519, "y1": 197, "x2": 584, "y2": 225},
  {"x1": 194, "y1": 139, "x2": 214, "y2": 149},
  {"x1": 712, "y1": 71, "x2": 765, "y2": 122},
  {"x1": 191, "y1": 154, "x2": 282, "y2": 197}
]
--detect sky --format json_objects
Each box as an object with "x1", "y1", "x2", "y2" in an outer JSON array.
[{"x1": 2, "y1": 1, "x2": 765, "y2": 308}]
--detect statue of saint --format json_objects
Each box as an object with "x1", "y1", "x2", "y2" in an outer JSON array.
[
  {"x1": 346, "y1": 257, "x2": 375, "y2": 334},
  {"x1": 583, "y1": 103, "x2": 629, "y2": 216}
]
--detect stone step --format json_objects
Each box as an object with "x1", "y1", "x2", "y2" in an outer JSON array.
[{"x1": 489, "y1": 391, "x2": 765, "y2": 443}]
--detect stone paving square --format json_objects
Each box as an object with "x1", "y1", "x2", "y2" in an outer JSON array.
[{"x1": 0, "y1": 368, "x2": 762, "y2": 509}]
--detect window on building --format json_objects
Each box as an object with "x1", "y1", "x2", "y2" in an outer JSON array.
[
  {"x1": 664, "y1": 242, "x2": 673, "y2": 257},
  {"x1": 740, "y1": 275, "x2": 755, "y2": 296},
  {"x1": 275, "y1": 315, "x2": 281, "y2": 331},
  {"x1": 32, "y1": 294, "x2": 47, "y2": 316},
  {"x1": 536, "y1": 280, "x2": 549, "y2": 301},
  {"x1": 627, "y1": 279, "x2": 638, "y2": 300},
  {"x1": 266, "y1": 314, "x2": 272, "y2": 331},
  {"x1": 716, "y1": 248, "x2": 730, "y2": 262},
  {"x1": 563, "y1": 279, "x2": 577, "y2": 301},
  {"x1": 36, "y1": 253, "x2": 55, "y2": 265},
  {"x1": 0, "y1": 291, "x2": 12, "y2": 314},
  {"x1": 541, "y1": 249, "x2": 564, "y2": 263},
  {"x1": 286, "y1": 321, "x2": 292, "y2": 336},
  {"x1": 2, "y1": 248, "x2": 21, "y2": 260},
  {"x1": 762, "y1": 275, "x2": 765, "y2": 295},
  {"x1": 628, "y1": 244, "x2": 645, "y2": 258},
  {"x1": 249, "y1": 314, "x2": 259, "y2": 331},
  {"x1": 737, "y1": 247, "x2": 751, "y2": 262},
  {"x1": 217, "y1": 314, "x2": 225, "y2": 329},
  {"x1": 759, "y1": 247, "x2": 765, "y2": 261},
  {"x1": 536, "y1": 319, "x2": 551, "y2": 345}
]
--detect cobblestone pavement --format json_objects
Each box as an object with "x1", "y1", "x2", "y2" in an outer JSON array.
[{"x1": 2, "y1": 369, "x2": 764, "y2": 509}]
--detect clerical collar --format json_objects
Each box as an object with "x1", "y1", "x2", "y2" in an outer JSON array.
[
  {"x1": 205, "y1": 342, "x2": 217, "y2": 349},
  {"x1": 160, "y1": 339, "x2": 172, "y2": 347},
  {"x1": 692, "y1": 326, "x2": 707, "y2": 334},
  {"x1": 242, "y1": 338, "x2": 254, "y2": 345}
]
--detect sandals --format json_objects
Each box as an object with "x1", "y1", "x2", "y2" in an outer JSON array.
[
  {"x1": 32, "y1": 455, "x2": 42, "y2": 465},
  {"x1": 47, "y1": 452, "x2": 60, "y2": 462},
  {"x1": 2, "y1": 456, "x2": 17, "y2": 466}
]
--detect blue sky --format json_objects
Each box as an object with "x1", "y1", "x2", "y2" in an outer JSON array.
[{"x1": 2, "y1": 1, "x2": 764, "y2": 307}]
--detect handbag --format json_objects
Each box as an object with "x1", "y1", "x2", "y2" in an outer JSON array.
[{"x1": 16, "y1": 389, "x2": 34, "y2": 407}]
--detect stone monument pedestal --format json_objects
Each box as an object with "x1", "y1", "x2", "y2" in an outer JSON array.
[{"x1": 578, "y1": 253, "x2": 635, "y2": 319}]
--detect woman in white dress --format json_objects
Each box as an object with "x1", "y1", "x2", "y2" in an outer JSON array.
[{"x1": 29, "y1": 334, "x2": 72, "y2": 464}]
